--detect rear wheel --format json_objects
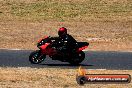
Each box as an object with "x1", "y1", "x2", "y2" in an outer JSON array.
[
  {"x1": 69, "y1": 51, "x2": 85, "y2": 65},
  {"x1": 29, "y1": 50, "x2": 46, "y2": 64}
]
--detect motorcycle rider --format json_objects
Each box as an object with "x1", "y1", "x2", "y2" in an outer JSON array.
[{"x1": 57, "y1": 27, "x2": 77, "y2": 54}]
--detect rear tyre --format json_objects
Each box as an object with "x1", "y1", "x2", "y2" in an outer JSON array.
[
  {"x1": 29, "y1": 50, "x2": 46, "y2": 64},
  {"x1": 69, "y1": 51, "x2": 85, "y2": 65}
]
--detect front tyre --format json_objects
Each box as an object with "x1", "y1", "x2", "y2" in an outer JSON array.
[
  {"x1": 69, "y1": 51, "x2": 85, "y2": 65},
  {"x1": 29, "y1": 50, "x2": 46, "y2": 64}
]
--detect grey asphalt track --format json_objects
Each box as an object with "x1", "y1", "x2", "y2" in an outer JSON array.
[{"x1": 0, "y1": 49, "x2": 132, "y2": 70}]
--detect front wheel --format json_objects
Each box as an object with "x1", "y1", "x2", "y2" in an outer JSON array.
[
  {"x1": 69, "y1": 51, "x2": 85, "y2": 65},
  {"x1": 29, "y1": 50, "x2": 46, "y2": 64}
]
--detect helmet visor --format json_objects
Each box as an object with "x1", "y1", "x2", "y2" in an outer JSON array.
[{"x1": 58, "y1": 31, "x2": 64, "y2": 36}]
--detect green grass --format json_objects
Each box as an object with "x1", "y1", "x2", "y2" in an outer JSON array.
[{"x1": 0, "y1": 0, "x2": 132, "y2": 22}]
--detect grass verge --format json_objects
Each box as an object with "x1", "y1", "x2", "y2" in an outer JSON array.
[
  {"x1": 0, "y1": 0, "x2": 131, "y2": 22},
  {"x1": 0, "y1": 67, "x2": 132, "y2": 88}
]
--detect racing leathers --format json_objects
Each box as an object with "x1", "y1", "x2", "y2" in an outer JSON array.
[{"x1": 57, "y1": 34, "x2": 77, "y2": 54}]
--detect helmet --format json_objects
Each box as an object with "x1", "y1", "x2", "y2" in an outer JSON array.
[{"x1": 58, "y1": 27, "x2": 67, "y2": 36}]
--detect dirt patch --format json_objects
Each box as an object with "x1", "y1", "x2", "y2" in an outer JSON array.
[
  {"x1": 0, "y1": 0, "x2": 132, "y2": 51},
  {"x1": 0, "y1": 67, "x2": 131, "y2": 88},
  {"x1": 0, "y1": 21, "x2": 132, "y2": 51}
]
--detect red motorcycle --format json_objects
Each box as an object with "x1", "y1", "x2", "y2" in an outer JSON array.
[{"x1": 29, "y1": 36, "x2": 89, "y2": 65}]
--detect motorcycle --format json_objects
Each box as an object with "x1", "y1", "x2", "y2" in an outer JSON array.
[{"x1": 29, "y1": 36, "x2": 89, "y2": 65}]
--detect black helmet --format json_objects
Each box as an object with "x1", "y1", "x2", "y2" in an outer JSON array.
[{"x1": 58, "y1": 27, "x2": 67, "y2": 37}]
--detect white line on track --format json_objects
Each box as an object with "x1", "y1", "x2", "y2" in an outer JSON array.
[
  {"x1": 8, "y1": 49, "x2": 22, "y2": 50},
  {"x1": 0, "y1": 48, "x2": 22, "y2": 50},
  {"x1": 87, "y1": 69, "x2": 107, "y2": 70},
  {"x1": 1, "y1": 49, "x2": 132, "y2": 54},
  {"x1": 0, "y1": 48, "x2": 132, "y2": 53},
  {"x1": 0, "y1": 48, "x2": 88, "y2": 51}
]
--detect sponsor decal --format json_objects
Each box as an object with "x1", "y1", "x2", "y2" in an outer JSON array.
[{"x1": 76, "y1": 66, "x2": 131, "y2": 85}]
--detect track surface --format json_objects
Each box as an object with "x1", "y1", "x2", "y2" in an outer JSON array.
[{"x1": 0, "y1": 49, "x2": 132, "y2": 70}]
